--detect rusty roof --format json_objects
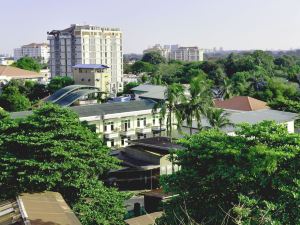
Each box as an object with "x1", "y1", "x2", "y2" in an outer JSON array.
[{"x1": 214, "y1": 96, "x2": 269, "y2": 111}]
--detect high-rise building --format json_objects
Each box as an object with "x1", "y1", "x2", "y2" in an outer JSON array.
[
  {"x1": 47, "y1": 24, "x2": 123, "y2": 93},
  {"x1": 14, "y1": 43, "x2": 50, "y2": 63},
  {"x1": 169, "y1": 47, "x2": 204, "y2": 62}
]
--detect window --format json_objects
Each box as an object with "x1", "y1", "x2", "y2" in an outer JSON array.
[
  {"x1": 121, "y1": 119, "x2": 131, "y2": 131},
  {"x1": 104, "y1": 121, "x2": 114, "y2": 132},
  {"x1": 137, "y1": 118, "x2": 146, "y2": 127},
  {"x1": 121, "y1": 137, "x2": 125, "y2": 146},
  {"x1": 111, "y1": 139, "x2": 115, "y2": 147},
  {"x1": 81, "y1": 78, "x2": 84, "y2": 81},
  {"x1": 88, "y1": 79, "x2": 91, "y2": 82}
]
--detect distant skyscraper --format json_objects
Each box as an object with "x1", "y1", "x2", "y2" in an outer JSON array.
[
  {"x1": 14, "y1": 43, "x2": 50, "y2": 63},
  {"x1": 47, "y1": 24, "x2": 123, "y2": 93}
]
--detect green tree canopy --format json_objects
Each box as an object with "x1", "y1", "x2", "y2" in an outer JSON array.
[
  {"x1": 12, "y1": 56, "x2": 42, "y2": 72},
  {"x1": 123, "y1": 82, "x2": 140, "y2": 94},
  {"x1": 131, "y1": 61, "x2": 155, "y2": 74},
  {"x1": 141, "y1": 51, "x2": 166, "y2": 65},
  {"x1": 0, "y1": 104, "x2": 129, "y2": 224},
  {"x1": 0, "y1": 85, "x2": 31, "y2": 112},
  {"x1": 158, "y1": 121, "x2": 300, "y2": 225},
  {"x1": 47, "y1": 76, "x2": 74, "y2": 93}
]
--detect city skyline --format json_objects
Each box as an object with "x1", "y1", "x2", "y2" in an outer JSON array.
[{"x1": 1, "y1": 0, "x2": 300, "y2": 54}]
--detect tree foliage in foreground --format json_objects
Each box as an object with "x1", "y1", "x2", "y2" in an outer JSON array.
[
  {"x1": 0, "y1": 85, "x2": 31, "y2": 111},
  {"x1": 0, "y1": 104, "x2": 129, "y2": 225},
  {"x1": 157, "y1": 121, "x2": 300, "y2": 225}
]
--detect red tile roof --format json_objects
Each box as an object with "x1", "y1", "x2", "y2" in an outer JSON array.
[{"x1": 214, "y1": 96, "x2": 269, "y2": 111}]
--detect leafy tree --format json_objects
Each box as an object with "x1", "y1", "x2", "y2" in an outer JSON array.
[
  {"x1": 131, "y1": 61, "x2": 155, "y2": 74},
  {"x1": 268, "y1": 97, "x2": 300, "y2": 113},
  {"x1": 274, "y1": 55, "x2": 296, "y2": 68},
  {"x1": 12, "y1": 56, "x2": 41, "y2": 72},
  {"x1": 205, "y1": 107, "x2": 233, "y2": 129},
  {"x1": 28, "y1": 83, "x2": 50, "y2": 101},
  {"x1": 48, "y1": 76, "x2": 74, "y2": 93},
  {"x1": 123, "y1": 82, "x2": 140, "y2": 94},
  {"x1": 0, "y1": 104, "x2": 129, "y2": 225},
  {"x1": 155, "y1": 63, "x2": 184, "y2": 84},
  {"x1": 0, "y1": 107, "x2": 9, "y2": 119},
  {"x1": 141, "y1": 51, "x2": 166, "y2": 65},
  {"x1": 157, "y1": 121, "x2": 300, "y2": 225},
  {"x1": 141, "y1": 74, "x2": 148, "y2": 83},
  {"x1": 0, "y1": 85, "x2": 31, "y2": 111}
]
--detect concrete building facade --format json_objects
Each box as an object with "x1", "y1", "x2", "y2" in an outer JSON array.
[
  {"x1": 169, "y1": 46, "x2": 204, "y2": 61},
  {"x1": 72, "y1": 64, "x2": 111, "y2": 93},
  {"x1": 14, "y1": 43, "x2": 50, "y2": 63},
  {"x1": 47, "y1": 24, "x2": 123, "y2": 93}
]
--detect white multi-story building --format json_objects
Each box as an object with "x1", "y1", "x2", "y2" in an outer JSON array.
[
  {"x1": 143, "y1": 44, "x2": 204, "y2": 62},
  {"x1": 143, "y1": 44, "x2": 170, "y2": 60},
  {"x1": 47, "y1": 24, "x2": 123, "y2": 93},
  {"x1": 14, "y1": 43, "x2": 50, "y2": 63},
  {"x1": 169, "y1": 46, "x2": 204, "y2": 62}
]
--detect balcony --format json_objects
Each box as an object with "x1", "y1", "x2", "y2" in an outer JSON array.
[
  {"x1": 136, "y1": 126, "x2": 152, "y2": 134},
  {"x1": 120, "y1": 129, "x2": 136, "y2": 137},
  {"x1": 152, "y1": 125, "x2": 166, "y2": 132},
  {"x1": 104, "y1": 128, "x2": 120, "y2": 139}
]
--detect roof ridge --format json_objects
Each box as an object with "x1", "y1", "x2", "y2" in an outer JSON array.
[{"x1": 247, "y1": 96, "x2": 254, "y2": 110}]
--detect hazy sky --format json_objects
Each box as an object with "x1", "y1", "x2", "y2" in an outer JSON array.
[{"x1": 1, "y1": 0, "x2": 300, "y2": 54}]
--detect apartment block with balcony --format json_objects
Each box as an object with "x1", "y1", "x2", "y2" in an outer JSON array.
[
  {"x1": 14, "y1": 43, "x2": 50, "y2": 63},
  {"x1": 169, "y1": 46, "x2": 204, "y2": 62},
  {"x1": 53, "y1": 99, "x2": 167, "y2": 148},
  {"x1": 47, "y1": 24, "x2": 123, "y2": 93},
  {"x1": 10, "y1": 100, "x2": 173, "y2": 148}
]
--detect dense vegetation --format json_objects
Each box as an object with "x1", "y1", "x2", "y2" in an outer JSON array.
[
  {"x1": 0, "y1": 104, "x2": 129, "y2": 225},
  {"x1": 126, "y1": 51, "x2": 300, "y2": 114},
  {"x1": 12, "y1": 56, "x2": 43, "y2": 72},
  {"x1": 0, "y1": 76, "x2": 74, "y2": 112},
  {"x1": 157, "y1": 121, "x2": 300, "y2": 225}
]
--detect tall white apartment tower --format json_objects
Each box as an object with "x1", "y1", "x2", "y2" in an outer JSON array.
[{"x1": 47, "y1": 24, "x2": 123, "y2": 93}]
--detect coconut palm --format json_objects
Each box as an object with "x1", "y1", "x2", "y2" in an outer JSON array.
[
  {"x1": 152, "y1": 83, "x2": 186, "y2": 140},
  {"x1": 220, "y1": 77, "x2": 234, "y2": 99},
  {"x1": 205, "y1": 107, "x2": 233, "y2": 130},
  {"x1": 178, "y1": 75, "x2": 213, "y2": 135}
]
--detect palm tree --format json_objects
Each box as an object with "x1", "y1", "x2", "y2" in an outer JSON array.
[
  {"x1": 178, "y1": 75, "x2": 213, "y2": 135},
  {"x1": 220, "y1": 77, "x2": 234, "y2": 99},
  {"x1": 205, "y1": 108, "x2": 233, "y2": 130},
  {"x1": 152, "y1": 83, "x2": 186, "y2": 140}
]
